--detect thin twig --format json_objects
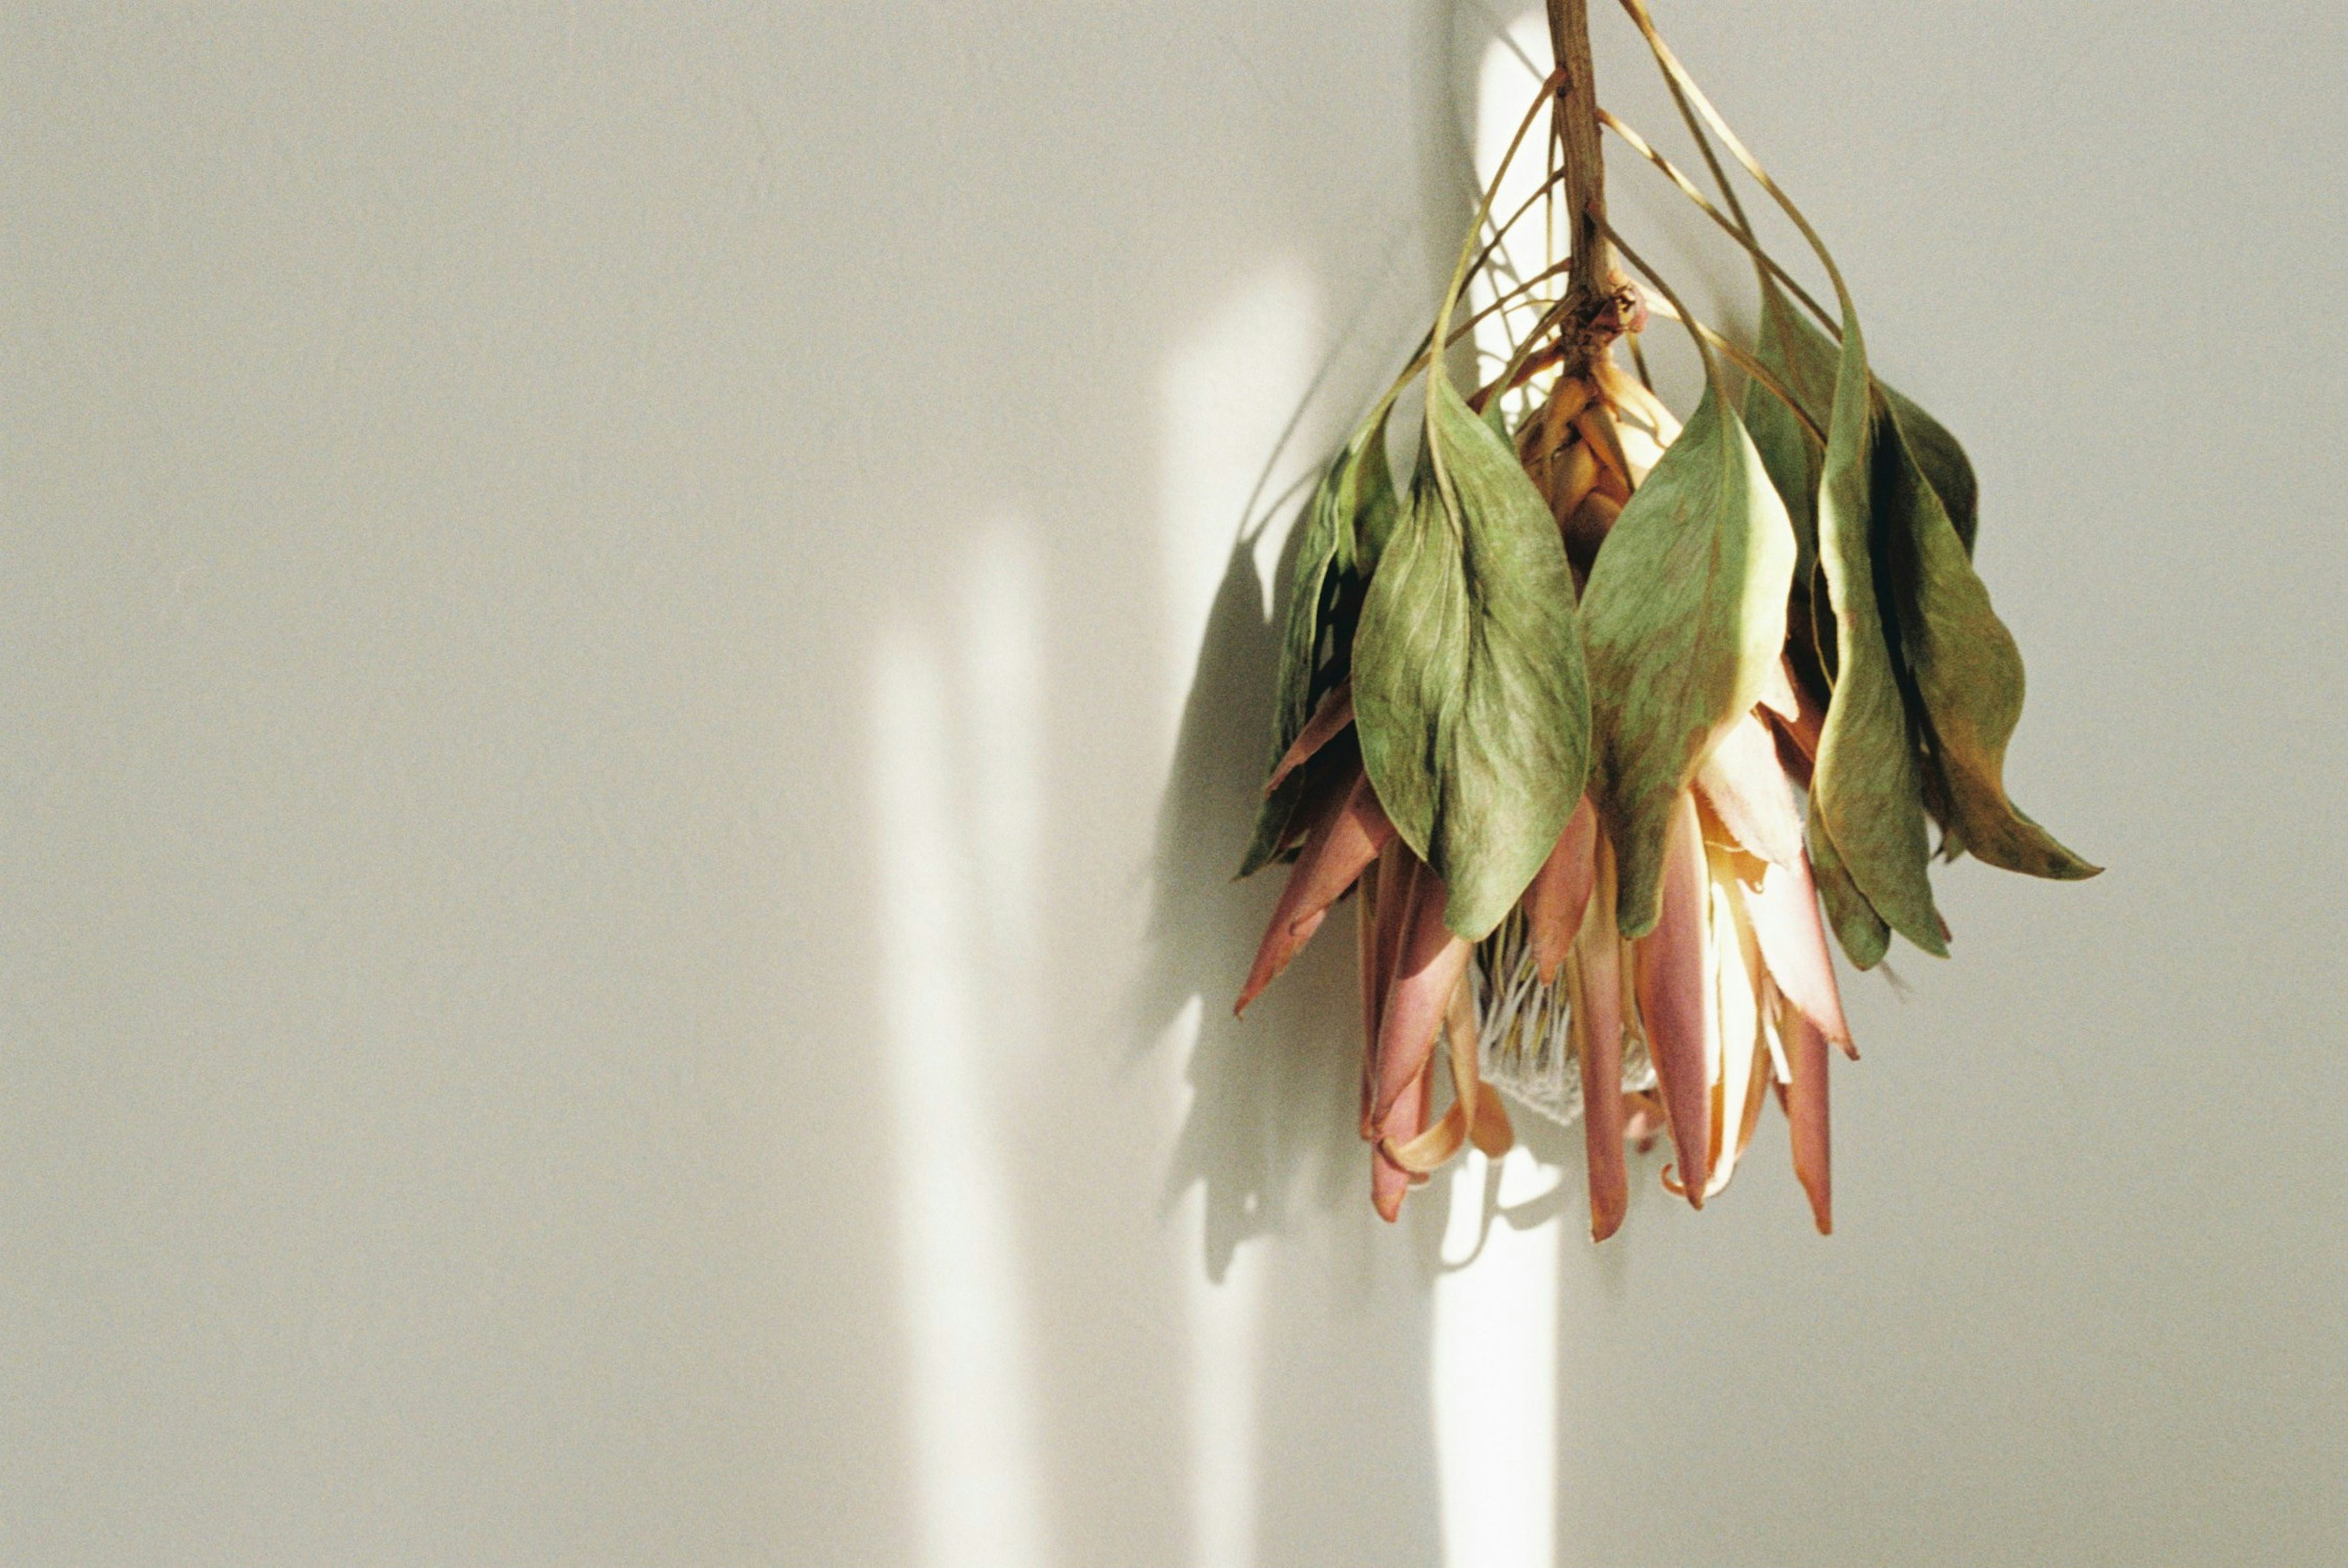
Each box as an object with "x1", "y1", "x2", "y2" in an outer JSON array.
[
  {"x1": 1608, "y1": 225, "x2": 1825, "y2": 444},
  {"x1": 1597, "y1": 110, "x2": 1838, "y2": 337}
]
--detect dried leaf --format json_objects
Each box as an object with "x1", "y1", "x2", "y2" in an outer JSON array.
[
  {"x1": 1354, "y1": 375, "x2": 1590, "y2": 941},
  {"x1": 1743, "y1": 281, "x2": 1835, "y2": 583},
  {"x1": 1877, "y1": 398, "x2": 2100, "y2": 880},
  {"x1": 1811, "y1": 312, "x2": 1946, "y2": 956},
  {"x1": 1808, "y1": 791, "x2": 1891, "y2": 971},
  {"x1": 1880, "y1": 381, "x2": 1978, "y2": 556},
  {"x1": 1581, "y1": 380, "x2": 1795, "y2": 938},
  {"x1": 1239, "y1": 410, "x2": 1395, "y2": 878}
]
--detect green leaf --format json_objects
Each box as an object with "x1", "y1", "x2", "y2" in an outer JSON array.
[
  {"x1": 1354, "y1": 375, "x2": 1590, "y2": 941},
  {"x1": 1237, "y1": 410, "x2": 1395, "y2": 878},
  {"x1": 1743, "y1": 280, "x2": 1835, "y2": 584},
  {"x1": 1811, "y1": 312, "x2": 1947, "y2": 957},
  {"x1": 1877, "y1": 396, "x2": 2099, "y2": 880},
  {"x1": 1581, "y1": 379, "x2": 1796, "y2": 938},
  {"x1": 1743, "y1": 281, "x2": 1980, "y2": 562},
  {"x1": 1808, "y1": 792, "x2": 1891, "y2": 970},
  {"x1": 1880, "y1": 381, "x2": 1978, "y2": 556}
]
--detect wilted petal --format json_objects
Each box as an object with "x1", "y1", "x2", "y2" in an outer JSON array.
[
  {"x1": 1236, "y1": 764, "x2": 1395, "y2": 1015},
  {"x1": 1704, "y1": 859, "x2": 1771, "y2": 1200},
  {"x1": 1388, "y1": 978, "x2": 1513, "y2": 1175},
  {"x1": 1575, "y1": 403, "x2": 1633, "y2": 487},
  {"x1": 1372, "y1": 873, "x2": 1474, "y2": 1125},
  {"x1": 1757, "y1": 657, "x2": 1800, "y2": 723},
  {"x1": 1570, "y1": 837, "x2": 1628, "y2": 1240},
  {"x1": 1694, "y1": 712, "x2": 1804, "y2": 868},
  {"x1": 1546, "y1": 440, "x2": 1601, "y2": 533},
  {"x1": 1767, "y1": 667, "x2": 1825, "y2": 769},
  {"x1": 1633, "y1": 791, "x2": 1714, "y2": 1207},
  {"x1": 1360, "y1": 842, "x2": 1418, "y2": 1140},
  {"x1": 1781, "y1": 1000, "x2": 1833, "y2": 1234},
  {"x1": 1746, "y1": 850, "x2": 1855, "y2": 1052},
  {"x1": 1370, "y1": 1055, "x2": 1433, "y2": 1223},
  {"x1": 1622, "y1": 1091, "x2": 1667, "y2": 1152},
  {"x1": 1264, "y1": 679, "x2": 1354, "y2": 795},
  {"x1": 1525, "y1": 796, "x2": 1600, "y2": 984}
]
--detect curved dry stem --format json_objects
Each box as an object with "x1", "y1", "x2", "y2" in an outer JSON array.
[
  {"x1": 1598, "y1": 226, "x2": 1720, "y2": 387},
  {"x1": 1598, "y1": 111, "x2": 1837, "y2": 336},
  {"x1": 1478, "y1": 290, "x2": 1581, "y2": 412},
  {"x1": 1469, "y1": 166, "x2": 1572, "y2": 299},
  {"x1": 1431, "y1": 68, "x2": 1567, "y2": 499},
  {"x1": 1606, "y1": 226, "x2": 1824, "y2": 446},
  {"x1": 1615, "y1": 0, "x2": 1856, "y2": 317},
  {"x1": 1367, "y1": 257, "x2": 1579, "y2": 421}
]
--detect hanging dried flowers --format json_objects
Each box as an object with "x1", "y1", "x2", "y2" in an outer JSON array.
[{"x1": 1233, "y1": 0, "x2": 2097, "y2": 1237}]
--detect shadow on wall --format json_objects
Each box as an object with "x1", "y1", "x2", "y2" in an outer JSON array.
[
  {"x1": 1145, "y1": 488, "x2": 1373, "y2": 1279},
  {"x1": 877, "y1": 2, "x2": 1581, "y2": 1565}
]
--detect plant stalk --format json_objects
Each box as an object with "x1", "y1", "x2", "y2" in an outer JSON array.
[{"x1": 1546, "y1": 0, "x2": 1611, "y2": 372}]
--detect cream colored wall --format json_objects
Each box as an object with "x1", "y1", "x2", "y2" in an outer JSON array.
[{"x1": 2, "y1": 4, "x2": 2340, "y2": 1564}]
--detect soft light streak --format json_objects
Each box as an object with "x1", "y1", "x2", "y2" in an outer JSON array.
[
  {"x1": 1434, "y1": 1146, "x2": 1563, "y2": 1568},
  {"x1": 873, "y1": 523, "x2": 1050, "y2": 1568},
  {"x1": 1159, "y1": 263, "x2": 1324, "y2": 1568}
]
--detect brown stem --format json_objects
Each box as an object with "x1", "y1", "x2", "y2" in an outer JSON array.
[{"x1": 1546, "y1": 0, "x2": 1611, "y2": 371}]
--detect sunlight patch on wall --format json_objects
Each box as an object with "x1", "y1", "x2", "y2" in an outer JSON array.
[
  {"x1": 1157, "y1": 262, "x2": 1326, "y2": 1568},
  {"x1": 1172, "y1": 995, "x2": 1268, "y2": 1568},
  {"x1": 1433, "y1": 1146, "x2": 1563, "y2": 1568},
  {"x1": 1471, "y1": 9, "x2": 1562, "y2": 388},
  {"x1": 1431, "y1": 26, "x2": 1571, "y2": 1564},
  {"x1": 873, "y1": 521, "x2": 1050, "y2": 1568}
]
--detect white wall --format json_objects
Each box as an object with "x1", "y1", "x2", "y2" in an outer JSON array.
[{"x1": 2, "y1": 4, "x2": 2340, "y2": 1564}]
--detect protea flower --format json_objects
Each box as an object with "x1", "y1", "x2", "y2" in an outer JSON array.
[{"x1": 1230, "y1": 0, "x2": 2094, "y2": 1240}]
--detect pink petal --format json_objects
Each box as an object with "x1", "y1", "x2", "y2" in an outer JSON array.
[
  {"x1": 1524, "y1": 796, "x2": 1600, "y2": 984},
  {"x1": 1359, "y1": 843, "x2": 1420, "y2": 1139},
  {"x1": 1633, "y1": 792, "x2": 1715, "y2": 1208},
  {"x1": 1370, "y1": 1055, "x2": 1433, "y2": 1223},
  {"x1": 1371, "y1": 875, "x2": 1474, "y2": 1125},
  {"x1": 1781, "y1": 1001, "x2": 1833, "y2": 1234},
  {"x1": 1264, "y1": 680, "x2": 1355, "y2": 796},
  {"x1": 1694, "y1": 712, "x2": 1803, "y2": 868},
  {"x1": 1235, "y1": 764, "x2": 1395, "y2": 1015},
  {"x1": 1746, "y1": 851, "x2": 1854, "y2": 1051},
  {"x1": 1571, "y1": 844, "x2": 1629, "y2": 1240}
]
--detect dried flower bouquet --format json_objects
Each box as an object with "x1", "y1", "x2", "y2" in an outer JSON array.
[{"x1": 1235, "y1": 0, "x2": 2097, "y2": 1237}]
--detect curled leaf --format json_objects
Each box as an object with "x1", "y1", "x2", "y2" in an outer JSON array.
[
  {"x1": 1880, "y1": 381, "x2": 1977, "y2": 557},
  {"x1": 1743, "y1": 281, "x2": 1836, "y2": 583},
  {"x1": 1354, "y1": 375, "x2": 1590, "y2": 941},
  {"x1": 1811, "y1": 312, "x2": 1946, "y2": 956},
  {"x1": 1581, "y1": 379, "x2": 1795, "y2": 938},
  {"x1": 1876, "y1": 400, "x2": 2099, "y2": 881},
  {"x1": 1808, "y1": 792, "x2": 1891, "y2": 971},
  {"x1": 1240, "y1": 409, "x2": 1395, "y2": 878}
]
